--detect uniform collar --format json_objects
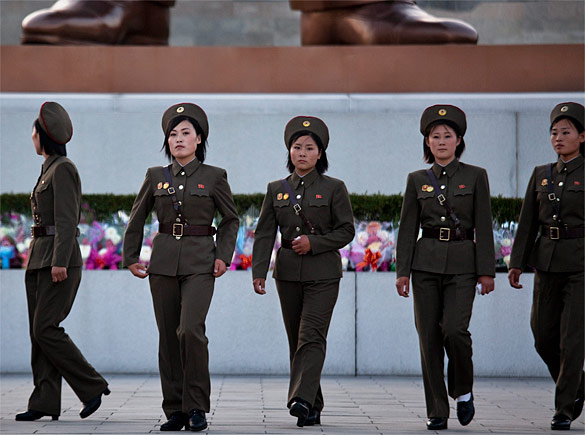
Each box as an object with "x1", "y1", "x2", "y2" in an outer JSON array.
[
  {"x1": 42, "y1": 154, "x2": 61, "y2": 173},
  {"x1": 289, "y1": 168, "x2": 319, "y2": 189},
  {"x1": 172, "y1": 158, "x2": 201, "y2": 176},
  {"x1": 431, "y1": 158, "x2": 460, "y2": 178},
  {"x1": 556, "y1": 154, "x2": 583, "y2": 174}
]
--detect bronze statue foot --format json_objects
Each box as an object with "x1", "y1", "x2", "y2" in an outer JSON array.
[
  {"x1": 300, "y1": 0, "x2": 478, "y2": 45},
  {"x1": 21, "y1": 0, "x2": 171, "y2": 45}
]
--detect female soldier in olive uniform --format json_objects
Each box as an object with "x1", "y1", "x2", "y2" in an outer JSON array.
[
  {"x1": 252, "y1": 116, "x2": 355, "y2": 428},
  {"x1": 123, "y1": 103, "x2": 238, "y2": 432},
  {"x1": 508, "y1": 102, "x2": 584, "y2": 431},
  {"x1": 17, "y1": 102, "x2": 109, "y2": 422},
  {"x1": 395, "y1": 105, "x2": 495, "y2": 431}
]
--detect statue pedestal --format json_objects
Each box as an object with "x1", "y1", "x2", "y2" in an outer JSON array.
[{"x1": 1, "y1": 44, "x2": 583, "y2": 93}]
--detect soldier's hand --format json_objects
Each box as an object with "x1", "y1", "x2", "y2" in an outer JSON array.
[
  {"x1": 508, "y1": 268, "x2": 523, "y2": 289},
  {"x1": 292, "y1": 235, "x2": 311, "y2": 255},
  {"x1": 253, "y1": 278, "x2": 266, "y2": 295},
  {"x1": 128, "y1": 263, "x2": 149, "y2": 279},
  {"x1": 213, "y1": 259, "x2": 227, "y2": 277},
  {"x1": 51, "y1": 266, "x2": 67, "y2": 282},
  {"x1": 478, "y1": 275, "x2": 495, "y2": 295},
  {"x1": 396, "y1": 276, "x2": 410, "y2": 298}
]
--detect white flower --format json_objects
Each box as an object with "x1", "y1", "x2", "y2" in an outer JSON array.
[
  {"x1": 139, "y1": 246, "x2": 152, "y2": 263},
  {"x1": 356, "y1": 231, "x2": 368, "y2": 246},
  {"x1": 80, "y1": 244, "x2": 91, "y2": 260},
  {"x1": 105, "y1": 227, "x2": 122, "y2": 245},
  {"x1": 341, "y1": 257, "x2": 348, "y2": 270},
  {"x1": 503, "y1": 255, "x2": 511, "y2": 266},
  {"x1": 501, "y1": 238, "x2": 512, "y2": 247},
  {"x1": 98, "y1": 248, "x2": 108, "y2": 256}
]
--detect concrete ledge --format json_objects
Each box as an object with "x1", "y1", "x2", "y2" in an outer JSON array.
[
  {"x1": 1, "y1": 270, "x2": 547, "y2": 376},
  {"x1": 1, "y1": 45, "x2": 583, "y2": 93}
]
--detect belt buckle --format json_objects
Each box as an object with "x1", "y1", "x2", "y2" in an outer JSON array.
[
  {"x1": 293, "y1": 203, "x2": 302, "y2": 215},
  {"x1": 548, "y1": 193, "x2": 556, "y2": 201},
  {"x1": 437, "y1": 194, "x2": 446, "y2": 205},
  {"x1": 172, "y1": 223, "x2": 183, "y2": 238},
  {"x1": 439, "y1": 228, "x2": 451, "y2": 241},
  {"x1": 549, "y1": 226, "x2": 559, "y2": 240}
]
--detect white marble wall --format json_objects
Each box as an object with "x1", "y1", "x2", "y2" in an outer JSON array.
[
  {"x1": 2, "y1": 92, "x2": 583, "y2": 198},
  {"x1": 1, "y1": 270, "x2": 547, "y2": 376}
]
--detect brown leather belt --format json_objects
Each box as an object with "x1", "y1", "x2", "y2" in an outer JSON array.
[
  {"x1": 281, "y1": 237, "x2": 294, "y2": 249},
  {"x1": 31, "y1": 226, "x2": 80, "y2": 238},
  {"x1": 542, "y1": 226, "x2": 585, "y2": 240},
  {"x1": 159, "y1": 223, "x2": 216, "y2": 237},
  {"x1": 422, "y1": 227, "x2": 474, "y2": 242}
]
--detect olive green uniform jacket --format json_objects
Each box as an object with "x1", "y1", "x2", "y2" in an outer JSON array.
[
  {"x1": 252, "y1": 170, "x2": 355, "y2": 281},
  {"x1": 123, "y1": 159, "x2": 239, "y2": 276},
  {"x1": 27, "y1": 155, "x2": 82, "y2": 270},
  {"x1": 396, "y1": 159, "x2": 495, "y2": 278},
  {"x1": 509, "y1": 155, "x2": 584, "y2": 272}
]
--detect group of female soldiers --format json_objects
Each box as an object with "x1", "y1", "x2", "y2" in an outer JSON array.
[{"x1": 17, "y1": 100, "x2": 584, "y2": 432}]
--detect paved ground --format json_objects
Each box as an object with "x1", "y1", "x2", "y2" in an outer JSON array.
[{"x1": 1, "y1": 374, "x2": 583, "y2": 434}]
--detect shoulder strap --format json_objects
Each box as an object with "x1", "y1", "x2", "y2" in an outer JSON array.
[
  {"x1": 280, "y1": 178, "x2": 316, "y2": 235},
  {"x1": 163, "y1": 165, "x2": 186, "y2": 224},
  {"x1": 426, "y1": 168, "x2": 462, "y2": 236},
  {"x1": 546, "y1": 163, "x2": 561, "y2": 222}
]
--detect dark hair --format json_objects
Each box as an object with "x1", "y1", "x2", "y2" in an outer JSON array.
[
  {"x1": 33, "y1": 120, "x2": 67, "y2": 156},
  {"x1": 550, "y1": 116, "x2": 585, "y2": 156},
  {"x1": 162, "y1": 116, "x2": 207, "y2": 162},
  {"x1": 422, "y1": 120, "x2": 466, "y2": 164},
  {"x1": 286, "y1": 131, "x2": 329, "y2": 174}
]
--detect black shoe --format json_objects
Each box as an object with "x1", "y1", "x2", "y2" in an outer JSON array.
[
  {"x1": 574, "y1": 391, "x2": 584, "y2": 420},
  {"x1": 15, "y1": 410, "x2": 58, "y2": 421},
  {"x1": 551, "y1": 414, "x2": 571, "y2": 431},
  {"x1": 426, "y1": 417, "x2": 448, "y2": 430},
  {"x1": 289, "y1": 400, "x2": 310, "y2": 427},
  {"x1": 457, "y1": 396, "x2": 475, "y2": 426},
  {"x1": 80, "y1": 387, "x2": 110, "y2": 419},
  {"x1": 305, "y1": 408, "x2": 321, "y2": 426},
  {"x1": 188, "y1": 409, "x2": 207, "y2": 432},
  {"x1": 160, "y1": 411, "x2": 189, "y2": 431}
]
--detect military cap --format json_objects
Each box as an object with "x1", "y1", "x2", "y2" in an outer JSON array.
[
  {"x1": 550, "y1": 102, "x2": 584, "y2": 129},
  {"x1": 420, "y1": 105, "x2": 467, "y2": 137},
  {"x1": 37, "y1": 102, "x2": 73, "y2": 145},
  {"x1": 284, "y1": 116, "x2": 329, "y2": 150},
  {"x1": 162, "y1": 103, "x2": 209, "y2": 137}
]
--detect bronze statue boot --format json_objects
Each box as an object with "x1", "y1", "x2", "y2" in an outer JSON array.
[
  {"x1": 21, "y1": 0, "x2": 171, "y2": 45},
  {"x1": 300, "y1": 0, "x2": 478, "y2": 45}
]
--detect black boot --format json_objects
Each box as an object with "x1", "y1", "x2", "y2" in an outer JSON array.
[
  {"x1": 305, "y1": 408, "x2": 321, "y2": 426},
  {"x1": 188, "y1": 409, "x2": 207, "y2": 432},
  {"x1": 80, "y1": 387, "x2": 110, "y2": 419},
  {"x1": 289, "y1": 399, "x2": 310, "y2": 427},
  {"x1": 160, "y1": 411, "x2": 188, "y2": 431},
  {"x1": 15, "y1": 410, "x2": 58, "y2": 421}
]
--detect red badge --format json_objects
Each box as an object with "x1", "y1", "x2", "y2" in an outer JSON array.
[
  {"x1": 316, "y1": 194, "x2": 322, "y2": 199},
  {"x1": 198, "y1": 184, "x2": 205, "y2": 189},
  {"x1": 575, "y1": 181, "x2": 581, "y2": 186},
  {"x1": 459, "y1": 184, "x2": 466, "y2": 189}
]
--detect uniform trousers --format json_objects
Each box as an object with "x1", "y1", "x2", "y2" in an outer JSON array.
[
  {"x1": 275, "y1": 278, "x2": 339, "y2": 412},
  {"x1": 531, "y1": 270, "x2": 584, "y2": 419},
  {"x1": 149, "y1": 273, "x2": 215, "y2": 417},
  {"x1": 25, "y1": 267, "x2": 108, "y2": 415},
  {"x1": 411, "y1": 271, "x2": 476, "y2": 418}
]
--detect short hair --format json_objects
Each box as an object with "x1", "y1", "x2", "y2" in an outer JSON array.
[
  {"x1": 161, "y1": 116, "x2": 207, "y2": 163},
  {"x1": 286, "y1": 131, "x2": 329, "y2": 174},
  {"x1": 422, "y1": 120, "x2": 466, "y2": 164},
  {"x1": 33, "y1": 120, "x2": 67, "y2": 156},
  {"x1": 551, "y1": 116, "x2": 585, "y2": 156}
]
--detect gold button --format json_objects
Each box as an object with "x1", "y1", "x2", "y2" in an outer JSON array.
[
  {"x1": 176, "y1": 106, "x2": 184, "y2": 113},
  {"x1": 560, "y1": 105, "x2": 568, "y2": 112},
  {"x1": 179, "y1": 185, "x2": 184, "y2": 190},
  {"x1": 181, "y1": 171, "x2": 185, "y2": 176},
  {"x1": 440, "y1": 216, "x2": 446, "y2": 222},
  {"x1": 296, "y1": 194, "x2": 301, "y2": 199},
  {"x1": 441, "y1": 185, "x2": 446, "y2": 190},
  {"x1": 559, "y1": 182, "x2": 564, "y2": 186},
  {"x1": 442, "y1": 171, "x2": 446, "y2": 175},
  {"x1": 302, "y1": 120, "x2": 310, "y2": 127},
  {"x1": 296, "y1": 227, "x2": 301, "y2": 232},
  {"x1": 176, "y1": 218, "x2": 181, "y2": 222},
  {"x1": 301, "y1": 181, "x2": 304, "y2": 185},
  {"x1": 438, "y1": 108, "x2": 447, "y2": 116}
]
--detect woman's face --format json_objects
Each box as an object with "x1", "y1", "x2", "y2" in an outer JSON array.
[
  {"x1": 168, "y1": 120, "x2": 201, "y2": 163},
  {"x1": 550, "y1": 118, "x2": 584, "y2": 160},
  {"x1": 290, "y1": 135, "x2": 322, "y2": 176},
  {"x1": 31, "y1": 125, "x2": 42, "y2": 156},
  {"x1": 425, "y1": 124, "x2": 461, "y2": 165}
]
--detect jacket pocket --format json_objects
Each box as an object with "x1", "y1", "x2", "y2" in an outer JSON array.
[
  {"x1": 566, "y1": 184, "x2": 584, "y2": 192},
  {"x1": 309, "y1": 197, "x2": 328, "y2": 207},
  {"x1": 153, "y1": 190, "x2": 170, "y2": 197},
  {"x1": 190, "y1": 188, "x2": 210, "y2": 197},
  {"x1": 416, "y1": 190, "x2": 436, "y2": 200},
  {"x1": 453, "y1": 186, "x2": 473, "y2": 196},
  {"x1": 274, "y1": 199, "x2": 290, "y2": 208}
]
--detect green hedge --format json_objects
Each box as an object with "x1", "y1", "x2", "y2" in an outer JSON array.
[{"x1": 1, "y1": 193, "x2": 523, "y2": 223}]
